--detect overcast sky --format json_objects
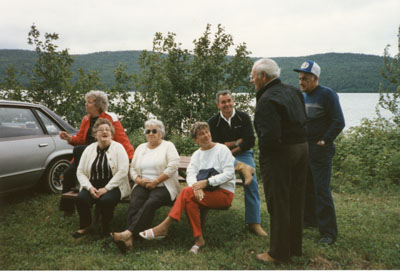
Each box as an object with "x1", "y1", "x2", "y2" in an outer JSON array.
[{"x1": 1, "y1": 0, "x2": 399, "y2": 57}]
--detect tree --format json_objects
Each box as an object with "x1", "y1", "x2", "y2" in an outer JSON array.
[
  {"x1": 69, "y1": 68, "x2": 104, "y2": 126},
  {"x1": 134, "y1": 24, "x2": 254, "y2": 135},
  {"x1": 378, "y1": 25, "x2": 400, "y2": 125},
  {"x1": 27, "y1": 24, "x2": 92, "y2": 126},
  {"x1": 26, "y1": 24, "x2": 146, "y2": 130},
  {"x1": 0, "y1": 65, "x2": 25, "y2": 100},
  {"x1": 107, "y1": 63, "x2": 146, "y2": 137},
  {"x1": 27, "y1": 24, "x2": 78, "y2": 121}
]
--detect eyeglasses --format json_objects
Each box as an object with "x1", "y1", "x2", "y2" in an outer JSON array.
[
  {"x1": 145, "y1": 129, "x2": 158, "y2": 135},
  {"x1": 98, "y1": 128, "x2": 111, "y2": 132}
]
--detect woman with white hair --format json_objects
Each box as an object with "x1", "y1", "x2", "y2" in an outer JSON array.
[
  {"x1": 110, "y1": 119, "x2": 180, "y2": 254},
  {"x1": 59, "y1": 90, "x2": 134, "y2": 216}
]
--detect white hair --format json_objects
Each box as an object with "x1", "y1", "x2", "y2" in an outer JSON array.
[
  {"x1": 252, "y1": 58, "x2": 281, "y2": 79},
  {"x1": 144, "y1": 119, "x2": 166, "y2": 138}
]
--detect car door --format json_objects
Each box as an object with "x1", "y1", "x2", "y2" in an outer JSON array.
[{"x1": 0, "y1": 106, "x2": 56, "y2": 193}]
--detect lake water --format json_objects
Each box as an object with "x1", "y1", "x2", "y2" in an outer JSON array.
[
  {"x1": 129, "y1": 92, "x2": 394, "y2": 130},
  {"x1": 246, "y1": 93, "x2": 393, "y2": 129},
  {"x1": 249, "y1": 93, "x2": 393, "y2": 129},
  {"x1": 337, "y1": 93, "x2": 393, "y2": 129}
]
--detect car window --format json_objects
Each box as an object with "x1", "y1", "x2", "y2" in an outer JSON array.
[
  {"x1": 36, "y1": 110, "x2": 61, "y2": 135},
  {"x1": 0, "y1": 107, "x2": 43, "y2": 138}
]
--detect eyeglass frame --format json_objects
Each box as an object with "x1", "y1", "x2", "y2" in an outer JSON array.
[
  {"x1": 144, "y1": 129, "x2": 158, "y2": 135},
  {"x1": 97, "y1": 128, "x2": 112, "y2": 132}
]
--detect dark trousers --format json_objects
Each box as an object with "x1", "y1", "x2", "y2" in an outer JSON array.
[
  {"x1": 259, "y1": 142, "x2": 308, "y2": 262},
  {"x1": 126, "y1": 185, "x2": 173, "y2": 234},
  {"x1": 59, "y1": 145, "x2": 87, "y2": 212},
  {"x1": 75, "y1": 187, "x2": 121, "y2": 233},
  {"x1": 304, "y1": 142, "x2": 338, "y2": 239}
]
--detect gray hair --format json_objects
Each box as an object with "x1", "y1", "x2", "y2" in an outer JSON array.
[
  {"x1": 85, "y1": 90, "x2": 109, "y2": 113},
  {"x1": 252, "y1": 58, "x2": 281, "y2": 79},
  {"x1": 215, "y1": 90, "x2": 233, "y2": 103},
  {"x1": 92, "y1": 118, "x2": 115, "y2": 137},
  {"x1": 190, "y1": 122, "x2": 210, "y2": 139},
  {"x1": 144, "y1": 119, "x2": 166, "y2": 138}
]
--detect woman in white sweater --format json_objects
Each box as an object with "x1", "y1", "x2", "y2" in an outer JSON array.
[
  {"x1": 74, "y1": 118, "x2": 130, "y2": 238},
  {"x1": 139, "y1": 122, "x2": 235, "y2": 254},
  {"x1": 111, "y1": 119, "x2": 180, "y2": 253}
]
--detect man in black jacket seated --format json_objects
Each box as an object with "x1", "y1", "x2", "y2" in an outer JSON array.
[
  {"x1": 251, "y1": 58, "x2": 309, "y2": 263},
  {"x1": 208, "y1": 90, "x2": 267, "y2": 237}
]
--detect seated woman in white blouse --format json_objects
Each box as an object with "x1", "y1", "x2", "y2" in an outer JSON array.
[{"x1": 111, "y1": 119, "x2": 180, "y2": 253}]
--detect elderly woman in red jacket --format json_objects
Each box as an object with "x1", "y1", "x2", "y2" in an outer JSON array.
[{"x1": 59, "y1": 90, "x2": 134, "y2": 216}]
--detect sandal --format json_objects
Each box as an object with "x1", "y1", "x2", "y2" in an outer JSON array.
[
  {"x1": 110, "y1": 233, "x2": 132, "y2": 254},
  {"x1": 189, "y1": 245, "x2": 200, "y2": 254},
  {"x1": 139, "y1": 228, "x2": 166, "y2": 240}
]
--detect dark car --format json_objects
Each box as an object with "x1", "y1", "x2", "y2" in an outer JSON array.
[{"x1": 0, "y1": 100, "x2": 78, "y2": 195}]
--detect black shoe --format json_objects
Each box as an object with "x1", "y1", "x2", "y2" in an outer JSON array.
[
  {"x1": 72, "y1": 228, "x2": 92, "y2": 238},
  {"x1": 318, "y1": 236, "x2": 335, "y2": 245},
  {"x1": 72, "y1": 231, "x2": 87, "y2": 239}
]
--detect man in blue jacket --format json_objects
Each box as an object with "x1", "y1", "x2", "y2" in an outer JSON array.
[{"x1": 294, "y1": 60, "x2": 345, "y2": 245}]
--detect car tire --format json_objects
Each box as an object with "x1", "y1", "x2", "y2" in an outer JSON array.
[{"x1": 43, "y1": 157, "x2": 71, "y2": 193}]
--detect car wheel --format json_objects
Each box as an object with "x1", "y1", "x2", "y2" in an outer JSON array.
[{"x1": 43, "y1": 157, "x2": 71, "y2": 193}]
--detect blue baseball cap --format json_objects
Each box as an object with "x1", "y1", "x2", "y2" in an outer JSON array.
[{"x1": 294, "y1": 60, "x2": 321, "y2": 77}]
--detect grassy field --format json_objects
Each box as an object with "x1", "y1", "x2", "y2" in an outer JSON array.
[{"x1": 0, "y1": 184, "x2": 399, "y2": 270}]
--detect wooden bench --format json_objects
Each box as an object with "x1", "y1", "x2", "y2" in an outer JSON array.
[{"x1": 61, "y1": 156, "x2": 243, "y2": 202}]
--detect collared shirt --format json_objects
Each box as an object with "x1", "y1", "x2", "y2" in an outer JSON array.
[
  {"x1": 219, "y1": 108, "x2": 236, "y2": 127},
  {"x1": 208, "y1": 109, "x2": 255, "y2": 154}
]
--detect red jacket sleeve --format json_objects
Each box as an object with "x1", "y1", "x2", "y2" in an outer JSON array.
[
  {"x1": 112, "y1": 119, "x2": 134, "y2": 160},
  {"x1": 70, "y1": 116, "x2": 89, "y2": 146}
]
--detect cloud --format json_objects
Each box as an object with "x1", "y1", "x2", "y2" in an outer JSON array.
[{"x1": 1, "y1": 0, "x2": 399, "y2": 57}]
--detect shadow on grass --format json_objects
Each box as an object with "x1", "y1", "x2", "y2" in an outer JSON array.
[{"x1": 0, "y1": 186, "x2": 48, "y2": 212}]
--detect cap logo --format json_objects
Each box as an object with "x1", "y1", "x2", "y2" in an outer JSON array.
[{"x1": 301, "y1": 62, "x2": 310, "y2": 69}]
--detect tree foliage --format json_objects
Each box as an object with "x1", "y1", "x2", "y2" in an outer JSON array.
[
  {"x1": 134, "y1": 24, "x2": 254, "y2": 134},
  {"x1": 1, "y1": 50, "x2": 389, "y2": 92},
  {"x1": 107, "y1": 63, "x2": 146, "y2": 137},
  {"x1": 378, "y1": 25, "x2": 400, "y2": 125},
  {"x1": 332, "y1": 118, "x2": 400, "y2": 192},
  {"x1": 0, "y1": 65, "x2": 25, "y2": 100},
  {"x1": 0, "y1": 24, "x2": 144, "y2": 130}
]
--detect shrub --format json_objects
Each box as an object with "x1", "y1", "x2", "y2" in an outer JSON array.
[
  {"x1": 169, "y1": 134, "x2": 198, "y2": 156},
  {"x1": 332, "y1": 118, "x2": 400, "y2": 192}
]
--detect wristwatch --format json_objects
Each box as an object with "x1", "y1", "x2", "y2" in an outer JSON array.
[{"x1": 319, "y1": 140, "x2": 325, "y2": 146}]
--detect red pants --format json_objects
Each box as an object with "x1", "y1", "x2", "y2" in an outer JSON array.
[{"x1": 168, "y1": 186, "x2": 234, "y2": 238}]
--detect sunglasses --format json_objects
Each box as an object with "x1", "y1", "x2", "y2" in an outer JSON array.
[{"x1": 145, "y1": 129, "x2": 158, "y2": 135}]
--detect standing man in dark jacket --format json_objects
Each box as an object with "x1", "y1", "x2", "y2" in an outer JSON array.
[
  {"x1": 208, "y1": 90, "x2": 267, "y2": 237},
  {"x1": 294, "y1": 60, "x2": 345, "y2": 245},
  {"x1": 252, "y1": 58, "x2": 309, "y2": 263}
]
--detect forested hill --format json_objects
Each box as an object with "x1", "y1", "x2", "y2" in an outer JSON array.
[{"x1": 0, "y1": 49, "x2": 387, "y2": 92}]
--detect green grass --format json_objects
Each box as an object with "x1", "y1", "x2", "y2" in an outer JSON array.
[{"x1": 0, "y1": 185, "x2": 399, "y2": 270}]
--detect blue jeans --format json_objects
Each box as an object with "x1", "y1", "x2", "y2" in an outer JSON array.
[
  {"x1": 304, "y1": 142, "x2": 338, "y2": 239},
  {"x1": 235, "y1": 150, "x2": 261, "y2": 224}
]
